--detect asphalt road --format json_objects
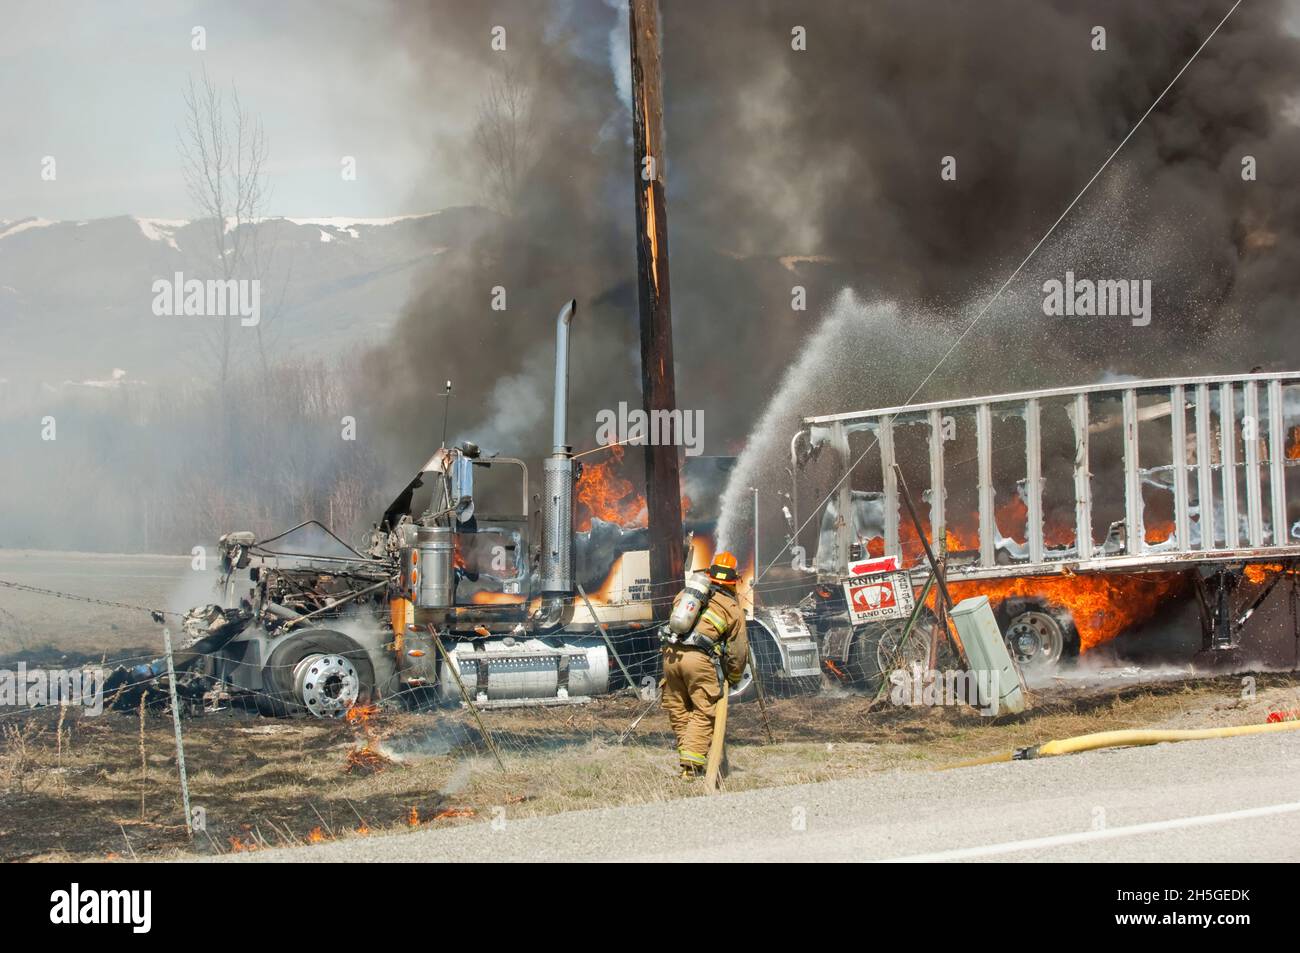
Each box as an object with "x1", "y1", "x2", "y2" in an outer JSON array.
[{"x1": 214, "y1": 729, "x2": 1300, "y2": 862}]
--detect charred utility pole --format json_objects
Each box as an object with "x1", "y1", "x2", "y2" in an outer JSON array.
[{"x1": 629, "y1": 0, "x2": 686, "y2": 605}]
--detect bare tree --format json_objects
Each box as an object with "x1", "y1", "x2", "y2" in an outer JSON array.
[
  {"x1": 179, "y1": 67, "x2": 282, "y2": 388},
  {"x1": 473, "y1": 63, "x2": 536, "y2": 217}
]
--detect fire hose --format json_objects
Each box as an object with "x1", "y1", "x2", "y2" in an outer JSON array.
[
  {"x1": 704, "y1": 655, "x2": 731, "y2": 792},
  {"x1": 945, "y1": 719, "x2": 1300, "y2": 769},
  {"x1": 704, "y1": 680, "x2": 728, "y2": 793}
]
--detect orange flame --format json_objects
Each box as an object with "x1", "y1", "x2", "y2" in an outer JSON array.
[
  {"x1": 1243, "y1": 562, "x2": 1287, "y2": 584},
  {"x1": 990, "y1": 495, "x2": 1076, "y2": 547},
  {"x1": 434, "y1": 807, "x2": 477, "y2": 820},
  {"x1": 470, "y1": 591, "x2": 525, "y2": 605},
  {"x1": 1145, "y1": 520, "x2": 1176, "y2": 544},
  {"x1": 345, "y1": 704, "x2": 377, "y2": 728},
  {"x1": 574, "y1": 445, "x2": 690, "y2": 530},
  {"x1": 408, "y1": 807, "x2": 421, "y2": 828},
  {"x1": 345, "y1": 704, "x2": 390, "y2": 774},
  {"x1": 345, "y1": 746, "x2": 391, "y2": 774},
  {"x1": 1287, "y1": 426, "x2": 1300, "y2": 460},
  {"x1": 588, "y1": 553, "x2": 628, "y2": 602},
  {"x1": 941, "y1": 571, "x2": 1190, "y2": 653},
  {"x1": 868, "y1": 494, "x2": 1281, "y2": 653},
  {"x1": 576, "y1": 446, "x2": 647, "y2": 531}
]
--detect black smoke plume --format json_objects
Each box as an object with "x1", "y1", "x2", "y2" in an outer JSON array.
[{"x1": 358, "y1": 0, "x2": 1300, "y2": 554}]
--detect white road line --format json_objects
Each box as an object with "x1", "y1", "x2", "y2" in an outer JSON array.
[{"x1": 880, "y1": 800, "x2": 1300, "y2": 863}]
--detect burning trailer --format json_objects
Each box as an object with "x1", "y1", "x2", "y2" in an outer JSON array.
[
  {"x1": 155, "y1": 300, "x2": 820, "y2": 717},
  {"x1": 785, "y1": 373, "x2": 1300, "y2": 685}
]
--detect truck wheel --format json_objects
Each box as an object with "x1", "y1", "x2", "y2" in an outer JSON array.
[
  {"x1": 727, "y1": 660, "x2": 757, "y2": 704},
  {"x1": 728, "y1": 625, "x2": 781, "y2": 703},
  {"x1": 260, "y1": 630, "x2": 376, "y2": 718},
  {"x1": 847, "y1": 615, "x2": 933, "y2": 694},
  {"x1": 1004, "y1": 609, "x2": 1077, "y2": 676}
]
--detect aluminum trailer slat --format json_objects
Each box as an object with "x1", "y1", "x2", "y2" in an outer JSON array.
[
  {"x1": 1170, "y1": 384, "x2": 1190, "y2": 551},
  {"x1": 880, "y1": 415, "x2": 900, "y2": 557},
  {"x1": 831, "y1": 421, "x2": 852, "y2": 570},
  {"x1": 1072, "y1": 392, "x2": 1093, "y2": 561},
  {"x1": 1220, "y1": 383, "x2": 1239, "y2": 549},
  {"x1": 1269, "y1": 379, "x2": 1288, "y2": 546},
  {"x1": 977, "y1": 402, "x2": 996, "y2": 566},
  {"x1": 928, "y1": 408, "x2": 946, "y2": 552},
  {"x1": 1195, "y1": 383, "x2": 1216, "y2": 550},
  {"x1": 1025, "y1": 397, "x2": 1044, "y2": 564},
  {"x1": 1122, "y1": 389, "x2": 1143, "y2": 555},
  {"x1": 1243, "y1": 381, "x2": 1265, "y2": 547}
]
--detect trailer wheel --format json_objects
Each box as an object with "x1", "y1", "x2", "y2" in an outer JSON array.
[
  {"x1": 260, "y1": 630, "x2": 376, "y2": 718},
  {"x1": 1003, "y1": 609, "x2": 1077, "y2": 676},
  {"x1": 847, "y1": 614, "x2": 935, "y2": 695}
]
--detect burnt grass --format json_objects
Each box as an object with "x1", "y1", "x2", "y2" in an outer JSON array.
[{"x1": 1, "y1": 670, "x2": 1297, "y2": 861}]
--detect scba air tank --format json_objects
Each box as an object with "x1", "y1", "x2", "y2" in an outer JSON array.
[{"x1": 668, "y1": 572, "x2": 713, "y2": 636}]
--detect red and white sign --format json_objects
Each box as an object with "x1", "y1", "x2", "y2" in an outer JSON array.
[
  {"x1": 847, "y1": 554, "x2": 901, "y2": 577},
  {"x1": 843, "y1": 571, "x2": 915, "y2": 624}
]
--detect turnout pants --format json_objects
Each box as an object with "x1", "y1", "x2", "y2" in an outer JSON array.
[{"x1": 662, "y1": 645, "x2": 722, "y2": 769}]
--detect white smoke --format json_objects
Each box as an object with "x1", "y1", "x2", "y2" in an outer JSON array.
[{"x1": 716, "y1": 291, "x2": 949, "y2": 555}]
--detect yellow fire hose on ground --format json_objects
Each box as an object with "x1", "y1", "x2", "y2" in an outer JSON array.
[{"x1": 945, "y1": 719, "x2": 1300, "y2": 770}]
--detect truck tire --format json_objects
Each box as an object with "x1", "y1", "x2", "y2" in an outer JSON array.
[
  {"x1": 728, "y1": 624, "x2": 781, "y2": 703},
  {"x1": 731, "y1": 623, "x2": 822, "y2": 700},
  {"x1": 1002, "y1": 607, "x2": 1078, "y2": 677},
  {"x1": 259, "y1": 629, "x2": 376, "y2": 718},
  {"x1": 846, "y1": 612, "x2": 937, "y2": 695}
]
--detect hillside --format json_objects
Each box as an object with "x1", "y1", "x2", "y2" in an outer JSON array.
[{"x1": 0, "y1": 208, "x2": 494, "y2": 396}]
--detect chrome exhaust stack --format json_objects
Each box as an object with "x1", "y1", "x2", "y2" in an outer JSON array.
[{"x1": 540, "y1": 299, "x2": 577, "y2": 595}]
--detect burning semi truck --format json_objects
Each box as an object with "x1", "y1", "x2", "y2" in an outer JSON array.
[
  {"x1": 157, "y1": 300, "x2": 820, "y2": 717},
  {"x1": 151, "y1": 300, "x2": 1300, "y2": 717}
]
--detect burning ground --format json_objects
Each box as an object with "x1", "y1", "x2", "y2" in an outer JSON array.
[{"x1": 2, "y1": 672, "x2": 1299, "y2": 861}]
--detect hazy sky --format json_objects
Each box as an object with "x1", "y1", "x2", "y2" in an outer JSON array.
[{"x1": 0, "y1": 0, "x2": 622, "y2": 221}]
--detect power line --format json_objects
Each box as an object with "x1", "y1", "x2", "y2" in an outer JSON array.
[{"x1": 754, "y1": 0, "x2": 1246, "y2": 587}]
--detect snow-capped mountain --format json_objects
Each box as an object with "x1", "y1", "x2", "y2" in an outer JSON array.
[{"x1": 0, "y1": 208, "x2": 493, "y2": 394}]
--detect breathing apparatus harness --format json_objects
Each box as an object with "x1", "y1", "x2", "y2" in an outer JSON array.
[{"x1": 662, "y1": 574, "x2": 735, "y2": 660}]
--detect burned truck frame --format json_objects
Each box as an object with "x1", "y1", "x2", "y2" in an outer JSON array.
[
  {"x1": 788, "y1": 372, "x2": 1300, "y2": 678},
  {"x1": 165, "y1": 300, "x2": 820, "y2": 717}
]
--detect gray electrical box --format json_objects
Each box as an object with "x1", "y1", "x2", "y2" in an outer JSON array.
[{"x1": 950, "y1": 595, "x2": 1029, "y2": 714}]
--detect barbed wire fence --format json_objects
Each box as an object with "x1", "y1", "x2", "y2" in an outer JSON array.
[
  {"x1": 0, "y1": 569, "x2": 878, "y2": 853},
  {"x1": 5, "y1": 568, "x2": 1291, "y2": 861}
]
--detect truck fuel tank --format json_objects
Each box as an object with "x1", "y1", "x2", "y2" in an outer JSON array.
[
  {"x1": 416, "y1": 526, "x2": 455, "y2": 608},
  {"x1": 438, "y1": 636, "x2": 609, "y2": 706}
]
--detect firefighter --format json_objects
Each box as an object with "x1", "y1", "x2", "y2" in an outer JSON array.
[{"x1": 661, "y1": 551, "x2": 749, "y2": 778}]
